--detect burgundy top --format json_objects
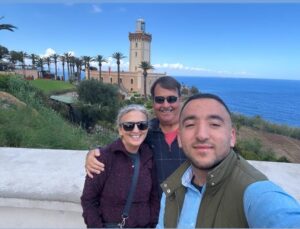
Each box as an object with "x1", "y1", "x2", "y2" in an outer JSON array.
[{"x1": 81, "y1": 138, "x2": 160, "y2": 228}]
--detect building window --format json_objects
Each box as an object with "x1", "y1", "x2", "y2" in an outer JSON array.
[
  {"x1": 135, "y1": 42, "x2": 138, "y2": 48},
  {"x1": 120, "y1": 78, "x2": 122, "y2": 83},
  {"x1": 135, "y1": 66, "x2": 137, "y2": 71},
  {"x1": 131, "y1": 88, "x2": 133, "y2": 91},
  {"x1": 110, "y1": 78, "x2": 112, "y2": 83},
  {"x1": 135, "y1": 52, "x2": 137, "y2": 57},
  {"x1": 131, "y1": 79, "x2": 133, "y2": 84}
]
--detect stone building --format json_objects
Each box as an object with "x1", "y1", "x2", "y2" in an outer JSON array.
[{"x1": 89, "y1": 19, "x2": 166, "y2": 96}]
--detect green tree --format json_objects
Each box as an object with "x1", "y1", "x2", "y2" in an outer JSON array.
[
  {"x1": 190, "y1": 86, "x2": 199, "y2": 95},
  {"x1": 29, "y1": 53, "x2": 39, "y2": 70},
  {"x1": 112, "y1": 52, "x2": 126, "y2": 87},
  {"x1": 82, "y1": 56, "x2": 94, "y2": 80},
  {"x1": 95, "y1": 55, "x2": 107, "y2": 81},
  {"x1": 36, "y1": 57, "x2": 45, "y2": 72},
  {"x1": 0, "y1": 16, "x2": 17, "y2": 32},
  {"x1": 8, "y1": 50, "x2": 19, "y2": 69},
  {"x1": 74, "y1": 57, "x2": 83, "y2": 82},
  {"x1": 44, "y1": 56, "x2": 52, "y2": 72},
  {"x1": 59, "y1": 55, "x2": 66, "y2": 80},
  {"x1": 64, "y1": 52, "x2": 72, "y2": 79},
  {"x1": 139, "y1": 61, "x2": 154, "y2": 100},
  {"x1": 51, "y1": 54, "x2": 60, "y2": 80},
  {"x1": 19, "y1": 51, "x2": 28, "y2": 70},
  {"x1": 77, "y1": 79, "x2": 120, "y2": 129},
  {"x1": 69, "y1": 55, "x2": 76, "y2": 78},
  {"x1": 0, "y1": 45, "x2": 9, "y2": 60}
]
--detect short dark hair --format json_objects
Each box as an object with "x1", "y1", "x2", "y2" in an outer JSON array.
[
  {"x1": 180, "y1": 93, "x2": 231, "y2": 116},
  {"x1": 150, "y1": 76, "x2": 181, "y2": 98}
]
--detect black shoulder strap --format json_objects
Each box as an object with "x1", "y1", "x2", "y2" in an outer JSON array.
[{"x1": 119, "y1": 153, "x2": 140, "y2": 227}]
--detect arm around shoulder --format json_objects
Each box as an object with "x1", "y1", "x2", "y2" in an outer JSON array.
[{"x1": 85, "y1": 147, "x2": 105, "y2": 178}]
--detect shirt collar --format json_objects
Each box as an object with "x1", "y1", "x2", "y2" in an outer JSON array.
[{"x1": 182, "y1": 166, "x2": 207, "y2": 193}]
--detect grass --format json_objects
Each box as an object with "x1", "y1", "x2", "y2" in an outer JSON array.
[
  {"x1": 0, "y1": 75, "x2": 116, "y2": 149},
  {"x1": 29, "y1": 79, "x2": 76, "y2": 94}
]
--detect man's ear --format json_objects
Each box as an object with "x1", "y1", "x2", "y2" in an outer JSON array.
[{"x1": 230, "y1": 128, "x2": 236, "y2": 148}]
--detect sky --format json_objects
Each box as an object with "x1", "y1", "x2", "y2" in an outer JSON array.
[{"x1": 1, "y1": 1, "x2": 300, "y2": 80}]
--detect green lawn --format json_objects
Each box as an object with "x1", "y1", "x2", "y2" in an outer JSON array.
[{"x1": 29, "y1": 79, "x2": 76, "y2": 93}]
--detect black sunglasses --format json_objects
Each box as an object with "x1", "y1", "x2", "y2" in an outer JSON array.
[
  {"x1": 154, "y1": 96, "x2": 178, "y2": 104},
  {"x1": 120, "y1": 121, "x2": 149, "y2": 131}
]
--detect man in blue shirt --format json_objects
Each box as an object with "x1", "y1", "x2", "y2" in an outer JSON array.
[{"x1": 157, "y1": 93, "x2": 300, "y2": 228}]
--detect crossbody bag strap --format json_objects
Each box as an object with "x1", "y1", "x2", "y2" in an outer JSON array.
[{"x1": 118, "y1": 153, "x2": 140, "y2": 228}]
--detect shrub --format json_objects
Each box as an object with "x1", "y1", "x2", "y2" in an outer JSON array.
[
  {"x1": 0, "y1": 75, "x2": 10, "y2": 90},
  {"x1": 234, "y1": 137, "x2": 287, "y2": 162},
  {"x1": 0, "y1": 76, "x2": 117, "y2": 149},
  {"x1": 76, "y1": 80, "x2": 120, "y2": 129}
]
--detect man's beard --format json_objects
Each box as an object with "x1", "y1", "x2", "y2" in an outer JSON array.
[{"x1": 187, "y1": 154, "x2": 224, "y2": 172}]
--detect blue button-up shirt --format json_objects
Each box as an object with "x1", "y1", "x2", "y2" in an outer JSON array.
[{"x1": 157, "y1": 166, "x2": 300, "y2": 228}]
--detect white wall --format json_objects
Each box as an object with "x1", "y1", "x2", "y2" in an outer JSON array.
[
  {"x1": 0, "y1": 147, "x2": 86, "y2": 228},
  {"x1": 0, "y1": 147, "x2": 299, "y2": 228}
]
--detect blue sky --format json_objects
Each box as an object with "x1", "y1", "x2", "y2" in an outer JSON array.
[{"x1": 1, "y1": 2, "x2": 300, "y2": 79}]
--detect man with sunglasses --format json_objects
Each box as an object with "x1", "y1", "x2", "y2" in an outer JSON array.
[{"x1": 85, "y1": 76, "x2": 186, "y2": 191}]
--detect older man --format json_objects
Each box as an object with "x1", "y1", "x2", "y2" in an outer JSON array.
[{"x1": 85, "y1": 76, "x2": 186, "y2": 186}]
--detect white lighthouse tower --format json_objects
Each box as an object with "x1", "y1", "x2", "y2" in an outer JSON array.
[{"x1": 129, "y1": 19, "x2": 152, "y2": 72}]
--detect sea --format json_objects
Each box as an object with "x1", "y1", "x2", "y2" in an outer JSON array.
[{"x1": 174, "y1": 76, "x2": 300, "y2": 128}]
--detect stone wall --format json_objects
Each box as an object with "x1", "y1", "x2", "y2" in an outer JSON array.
[{"x1": 0, "y1": 147, "x2": 299, "y2": 228}]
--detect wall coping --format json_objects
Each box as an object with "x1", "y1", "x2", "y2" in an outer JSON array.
[{"x1": 1, "y1": 147, "x2": 299, "y2": 210}]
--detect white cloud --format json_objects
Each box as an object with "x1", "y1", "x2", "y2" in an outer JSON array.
[
  {"x1": 90, "y1": 56, "x2": 129, "y2": 71},
  {"x1": 153, "y1": 62, "x2": 254, "y2": 77},
  {"x1": 92, "y1": 4, "x2": 102, "y2": 13},
  {"x1": 40, "y1": 49, "x2": 76, "y2": 58},
  {"x1": 41, "y1": 48, "x2": 56, "y2": 58},
  {"x1": 68, "y1": 51, "x2": 75, "y2": 56}
]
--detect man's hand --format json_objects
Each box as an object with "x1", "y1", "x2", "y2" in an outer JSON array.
[{"x1": 85, "y1": 148, "x2": 105, "y2": 178}]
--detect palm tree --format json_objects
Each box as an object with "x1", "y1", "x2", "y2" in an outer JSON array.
[
  {"x1": 8, "y1": 50, "x2": 19, "y2": 69},
  {"x1": 64, "y1": 52, "x2": 72, "y2": 79},
  {"x1": 0, "y1": 16, "x2": 17, "y2": 32},
  {"x1": 139, "y1": 61, "x2": 154, "y2": 100},
  {"x1": 112, "y1": 52, "x2": 126, "y2": 87},
  {"x1": 59, "y1": 55, "x2": 66, "y2": 81},
  {"x1": 74, "y1": 57, "x2": 83, "y2": 82},
  {"x1": 82, "y1": 56, "x2": 94, "y2": 80},
  {"x1": 95, "y1": 55, "x2": 107, "y2": 81},
  {"x1": 44, "y1": 56, "x2": 52, "y2": 72},
  {"x1": 19, "y1": 51, "x2": 28, "y2": 70},
  {"x1": 0, "y1": 45, "x2": 9, "y2": 60},
  {"x1": 29, "y1": 53, "x2": 39, "y2": 70},
  {"x1": 36, "y1": 57, "x2": 45, "y2": 76},
  {"x1": 51, "y1": 54, "x2": 59, "y2": 80},
  {"x1": 69, "y1": 55, "x2": 76, "y2": 78}
]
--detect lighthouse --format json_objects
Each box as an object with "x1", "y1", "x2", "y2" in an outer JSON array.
[{"x1": 129, "y1": 19, "x2": 152, "y2": 72}]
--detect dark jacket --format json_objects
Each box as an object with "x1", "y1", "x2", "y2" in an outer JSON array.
[
  {"x1": 161, "y1": 150, "x2": 267, "y2": 228},
  {"x1": 146, "y1": 118, "x2": 186, "y2": 188},
  {"x1": 81, "y1": 138, "x2": 160, "y2": 228}
]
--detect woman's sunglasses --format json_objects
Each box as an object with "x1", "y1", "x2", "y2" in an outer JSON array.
[
  {"x1": 120, "y1": 121, "x2": 149, "y2": 131},
  {"x1": 154, "y1": 96, "x2": 178, "y2": 104}
]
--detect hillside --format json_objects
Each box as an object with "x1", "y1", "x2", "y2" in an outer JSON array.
[
  {"x1": 2, "y1": 89, "x2": 299, "y2": 163},
  {"x1": 237, "y1": 126, "x2": 300, "y2": 163}
]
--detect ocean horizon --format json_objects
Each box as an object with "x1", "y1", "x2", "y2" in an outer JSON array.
[{"x1": 175, "y1": 76, "x2": 300, "y2": 128}]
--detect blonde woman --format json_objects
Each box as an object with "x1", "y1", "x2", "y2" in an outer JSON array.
[{"x1": 81, "y1": 104, "x2": 159, "y2": 228}]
